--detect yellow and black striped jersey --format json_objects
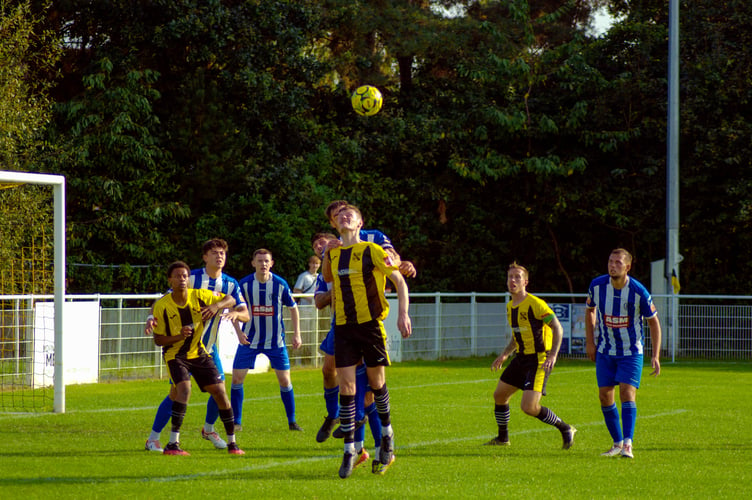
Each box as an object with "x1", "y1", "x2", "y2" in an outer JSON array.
[
  {"x1": 153, "y1": 288, "x2": 226, "y2": 362},
  {"x1": 328, "y1": 241, "x2": 398, "y2": 325},
  {"x1": 507, "y1": 293, "x2": 555, "y2": 355}
]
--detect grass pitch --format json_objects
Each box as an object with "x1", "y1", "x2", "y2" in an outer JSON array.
[{"x1": 1, "y1": 358, "x2": 750, "y2": 499}]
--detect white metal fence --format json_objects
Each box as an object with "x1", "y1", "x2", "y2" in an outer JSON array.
[{"x1": 2, "y1": 292, "x2": 751, "y2": 384}]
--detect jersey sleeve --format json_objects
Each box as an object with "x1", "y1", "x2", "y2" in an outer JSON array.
[
  {"x1": 360, "y1": 229, "x2": 395, "y2": 251},
  {"x1": 314, "y1": 274, "x2": 331, "y2": 294},
  {"x1": 152, "y1": 301, "x2": 167, "y2": 336},
  {"x1": 370, "y1": 243, "x2": 399, "y2": 275},
  {"x1": 198, "y1": 288, "x2": 225, "y2": 305},
  {"x1": 640, "y1": 289, "x2": 658, "y2": 319},
  {"x1": 280, "y1": 278, "x2": 297, "y2": 308},
  {"x1": 229, "y1": 279, "x2": 246, "y2": 309},
  {"x1": 534, "y1": 297, "x2": 555, "y2": 323}
]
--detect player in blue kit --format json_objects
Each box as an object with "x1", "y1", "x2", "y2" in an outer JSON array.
[
  {"x1": 144, "y1": 239, "x2": 248, "y2": 452},
  {"x1": 231, "y1": 248, "x2": 302, "y2": 431},
  {"x1": 585, "y1": 248, "x2": 662, "y2": 459}
]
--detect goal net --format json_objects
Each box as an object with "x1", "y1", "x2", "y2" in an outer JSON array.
[{"x1": 0, "y1": 171, "x2": 65, "y2": 413}]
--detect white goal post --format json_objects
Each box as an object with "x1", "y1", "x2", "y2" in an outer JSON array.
[{"x1": 0, "y1": 171, "x2": 66, "y2": 412}]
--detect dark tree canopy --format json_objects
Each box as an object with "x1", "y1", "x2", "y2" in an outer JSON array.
[{"x1": 3, "y1": 0, "x2": 750, "y2": 295}]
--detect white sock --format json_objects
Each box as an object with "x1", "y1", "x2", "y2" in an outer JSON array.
[{"x1": 149, "y1": 431, "x2": 160, "y2": 442}]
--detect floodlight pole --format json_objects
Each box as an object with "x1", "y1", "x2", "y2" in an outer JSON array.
[{"x1": 666, "y1": 0, "x2": 680, "y2": 362}]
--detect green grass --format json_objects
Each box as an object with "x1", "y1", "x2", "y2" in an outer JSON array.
[{"x1": 1, "y1": 359, "x2": 750, "y2": 499}]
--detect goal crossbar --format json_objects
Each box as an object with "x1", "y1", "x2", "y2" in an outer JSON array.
[{"x1": 0, "y1": 171, "x2": 66, "y2": 413}]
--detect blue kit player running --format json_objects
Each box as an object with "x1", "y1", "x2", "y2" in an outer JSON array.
[
  {"x1": 144, "y1": 239, "x2": 248, "y2": 452},
  {"x1": 585, "y1": 248, "x2": 662, "y2": 459},
  {"x1": 231, "y1": 248, "x2": 303, "y2": 431}
]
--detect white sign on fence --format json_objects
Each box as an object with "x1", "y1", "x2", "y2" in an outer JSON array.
[{"x1": 33, "y1": 301, "x2": 99, "y2": 388}]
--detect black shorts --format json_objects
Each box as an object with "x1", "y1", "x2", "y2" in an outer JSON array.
[
  {"x1": 334, "y1": 319, "x2": 390, "y2": 369},
  {"x1": 167, "y1": 355, "x2": 223, "y2": 392},
  {"x1": 500, "y1": 352, "x2": 549, "y2": 395}
]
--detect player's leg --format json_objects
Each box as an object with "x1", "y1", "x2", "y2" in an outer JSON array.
[
  {"x1": 203, "y1": 379, "x2": 244, "y2": 455},
  {"x1": 163, "y1": 359, "x2": 192, "y2": 455},
  {"x1": 486, "y1": 379, "x2": 516, "y2": 445},
  {"x1": 352, "y1": 364, "x2": 369, "y2": 467},
  {"x1": 145, "y1": 383, "x2": 177, "y2": 452},
  {"x1": 270, "y1": 347, "x2": 301, "y2": 430},
  {"x1": 619, "y1": 382, "x2": 638, "y2": 458},
  {"x1": 596, "y1": 353, "x2": 624, "y2": 456},
  {"x1": 201, "y1": 347, "x2": 227, "y2": 448},
  {"x1": 317, "y1": 330, "x2": 340, "y2": 442},
  {"x1": 616, "y1": 354, "x2": 642, "y2": 458},
  {"x1": 337, "y1": 364, "x2": 358, "y2": 478},
  {"x1": 275, "y1": 368, "x2": 301, "y2": 430},
  {"x1": 364, "y1": 389, "x2": 381, "y2": 450},
  {"x1": 230, "y1": 368, "x2": 249, "y2": 428},
  {"x1": 231, "y1": 344, "x2": 253, "y2": 430},
  {"x1": 521, "y1": 357, "x2": 576, "y2": 449}
]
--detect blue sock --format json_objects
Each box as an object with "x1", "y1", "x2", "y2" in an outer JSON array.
[
  {"x1": 602, "y1": 403, "x2": 623, "y2": 443},
  {"x1": 354, "y1": 366, "x2": 368, "y2": 443},
  {"x1": 231, "y1": 383, "x2": 244, "y2": 425},
  {"x1": 152, "y1": 395, "x2": 173, "y2": 433},
  {"x1": 281, "y1": 384, "x2": 296, "y2": 424},
  {"x1": 205, "y1": 395, "x2": 219, "y2": 426},
  {"x1": 622, "y1": 401, "x2": 637, "y2": 442},
  {"x1": 324, "y1": 386, "x2": 339, "y2": 419},
  {"x1": 366, "y1": 402, "x2": 381, "y2": 445}
]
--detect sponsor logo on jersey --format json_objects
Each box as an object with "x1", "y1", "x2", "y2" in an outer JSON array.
[
  {"x1": 604, "y1": 314, "x2": 629, "y2": 329},
  {"x1": 252, "y1": 305, "x2": 274, "y2": 316}
]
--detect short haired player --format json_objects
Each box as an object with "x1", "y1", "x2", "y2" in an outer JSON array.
[
  {"x1": 151, "y1": 261, "x2": 244, "y2": 456},
  {"x1": 485, "y1": 262, "x2": 576, "y2": 449},
  {"x1": 322, "y1": 204, "x2": 412, "y2": 478},
  {"x1": 585, "y1": 248, "x2": 661, "y2": 459}
]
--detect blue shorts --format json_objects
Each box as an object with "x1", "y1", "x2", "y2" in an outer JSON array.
[
  {"x1": 319, "y1": 327, "x2": 335, "y2": 356},
  {"x1": 209, "y1": 343, "x2": 225, "y2": 380},
  {"x1": 233, "y1": 345, "x2": 290, "y2": 371},
  {"x1": 596, "y1": 352, "x2": 643, "y2": 389}
]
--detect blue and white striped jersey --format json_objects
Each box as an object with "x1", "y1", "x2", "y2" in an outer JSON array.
[
  {"x1": 359, "y1": 229, "x2": 394, "y2": 251},
  {"x1": 586, "y1": 274, "x2": 658, "y2": 356},
  {"x1": 189, "y1": 268, "x2": 245, "y2": 351},
  {"x1": 238, "y1": 272, "x2": 297, "y2": 349}
]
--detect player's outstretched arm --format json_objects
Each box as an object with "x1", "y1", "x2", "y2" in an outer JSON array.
[
  {"x1": 543, "y1": 315, "x2": 563, "y2": 374},
  {"x1": 289, "y1": 306, "x2": 302, "y2": 349},
  {"x1": 584, "y1": 307, "x2": 597, "y2": 362},
  {"x1": 389, "y1": 270, "x2": 412, "y2": 338},
  {"x1": 231, "y1": 319, "x2": 250, "y2": 346},
  {"x1": 647, "y1": 315, "x2": 662, "y2": 376}
]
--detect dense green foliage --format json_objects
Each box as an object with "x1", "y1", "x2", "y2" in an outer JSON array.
[{"x1": 3, "y1": 0, "x2": 752, "y2": 294}]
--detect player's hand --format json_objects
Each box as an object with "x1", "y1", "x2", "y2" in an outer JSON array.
[
  {"x1": 326, "y1": 239, "x2": 342, "y2": 250},
  {"x1": 292, "y1": 334, "x2": 302, "y2": 349},
  {"x1": 491, "y1": 354, "x2": 507, "y2": 372},
  {"x1": 585, "y1": 341, "x2": 597, "y2": 362},
  {"x1": 201, "y1": 304, "x2": 219, "y2": 321},
  {"x1": 399, "y1": 260, "x2": 417, "y2": 278},
  {"x1": 236, "y1": 332, "x2": 250, "y2": 346},
  {"x1": 222, "y1": 310, "x2": 240, "y2": 322},
  {"x1": 398, "y1": 313, "x2": 412, "y2": 338},
  {"x1": 542, "y1": 352, "x2": 557, "y2": 374},
  {"x1": 180, "y1": 324, "x2": 194, "y2": 338},
  {"x1": 650, "y1": 357, "x2": 661, "y2": 377},
  {"x1": 144, "y1": 316, "x2": 157, "y2": 336}
]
